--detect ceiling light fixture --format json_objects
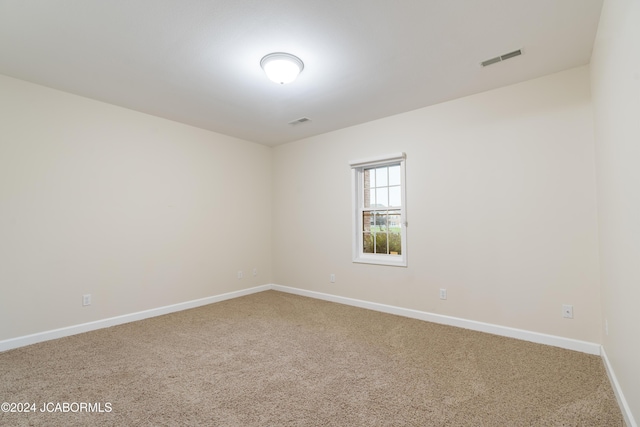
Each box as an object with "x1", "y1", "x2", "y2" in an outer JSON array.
[{"x1": 260, "y1": 52, "x2": 304, "y2": 84}]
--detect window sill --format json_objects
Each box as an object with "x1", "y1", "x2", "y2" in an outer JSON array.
[{"x1": 353, "y1": 255, "x2": 407, "y2": 267}]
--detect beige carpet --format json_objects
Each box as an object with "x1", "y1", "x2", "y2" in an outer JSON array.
[{"x1": 0, "y1": 290, "x2": 624, "y2": 426}]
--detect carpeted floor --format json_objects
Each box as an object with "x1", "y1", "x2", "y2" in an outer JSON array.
[{"x1": 0, "y1": 290, "x2": 624, "y2": 426}]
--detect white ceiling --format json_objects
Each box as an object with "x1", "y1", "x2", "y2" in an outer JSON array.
[{"x1": 0, "y1": 0, "x2": 604, "y2": 146}]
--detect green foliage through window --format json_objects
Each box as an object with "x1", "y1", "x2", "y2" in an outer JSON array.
[{"x1": 363, "y1": 232, "x2": 402, "y2": 255}]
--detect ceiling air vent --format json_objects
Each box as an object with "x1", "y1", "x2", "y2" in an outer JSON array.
[
  {"x1": 481, "y1": 49, "x2": 522, "y2": 67},
  {"x1": 288, "y1": 117, "x2": 311, "y2": 125}
]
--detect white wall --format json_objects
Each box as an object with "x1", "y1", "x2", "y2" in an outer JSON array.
[
  {"x1": 591, "y1": 0, "x2": 640, "y2": 422},
  {"x1": 0, "y1": 64, "x2": 607, "y2": 351},
  {"x1": 273, "y1": 66, "x2": 602, "y2": 343},
  {"x1": 0, "y1": 74, "x2": 272, "y2": 341}
]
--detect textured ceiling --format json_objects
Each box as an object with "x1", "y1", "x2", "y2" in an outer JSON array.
[{"x1": 0, "y1": 0, "x2": 604, "y2": 146}]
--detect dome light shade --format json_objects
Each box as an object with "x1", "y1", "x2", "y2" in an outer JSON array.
[{"x1": 260, "y1": 52, "x2": 304, "y2": 84}]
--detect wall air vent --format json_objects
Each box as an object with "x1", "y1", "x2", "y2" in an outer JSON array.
[
  {"x1": 481, "y1": 49, "x2": 522, "y2": 67},
  {"x1": 288, "y1": 117, "x2": 311, "y2": 125}
]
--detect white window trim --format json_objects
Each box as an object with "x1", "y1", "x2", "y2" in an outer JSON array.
[{"x1": 350, "y1": 152, "x2": 407, "y2": 267}]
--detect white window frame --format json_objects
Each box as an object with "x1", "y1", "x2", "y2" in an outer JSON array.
[{"x1": 350, "y1": 152, "x2": 407, "y2": 267}]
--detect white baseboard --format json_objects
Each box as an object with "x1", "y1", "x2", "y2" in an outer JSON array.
[
  {"x1": 3, "y1": 283, "x2": 631, "y2": 423},
  {"x1": 601, "y1": 346, "x2": 638, "y2": 427},
  {"x1": 0, "y1": 285, "x2": 271, "y2": 353},
  {"x1": 271, "y1": 284, "x2": 602, "y2": 355},
  {"x1": 1, "y1": 283, "x2": 603, "y2": 357}
]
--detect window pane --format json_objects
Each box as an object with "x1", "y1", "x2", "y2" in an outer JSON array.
[
  {"x1": 389, "y1": 165, "x2": 401, "y2": 186},
  {"x1": 366, "y1": 168, "x2": 375, "y2": 188},
  {"x1": 363, "y1": 232, "x2": 374, "y2": 253},
  {"x1": 364, "y1": 169, "x2": 372, "y2": 208},
  {"x1": 389, "y1": 232, "x2": 402, "y2": 255},
  {"x1": 375, "y1": 231, "x2": 388, "y2": 254},
  {"x1": 388, "y1": 211, "x2": 401, "y2": 231},
  {"x1": 362, "y1": 211, "x2": 372, "y2": 232},
  {"x1": 364, "y1": 186, "x2": 373, "y2": 208},
  {"x1": 389, "y1": 186, "x2": 401, "y2": 207},
  {"x1": 376, "y1": 167, "x2": 388, "y2": 187},
  {"x1": 370, "y1": 213, "x2": 379, "y2": 232},
  {"x1": 376, "y1": 187, "x2": 388, "y2": 207},
  {"x1": 373, "y1": 212, "x2": 387, "y2": 232}
]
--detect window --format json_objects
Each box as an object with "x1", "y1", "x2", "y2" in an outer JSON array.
[{"x1": 350, "y1": 152, "x2": 407, "y2": 267}]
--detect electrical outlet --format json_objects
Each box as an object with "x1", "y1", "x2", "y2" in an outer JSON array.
[
  {"x1": 439, "y1": 289, "x2": 447, "y2": 300},
  {"x1": 330, "y1": 274, "x2": 336, "y2": 283},
  {"x1": 237, "y1": 270, "x2": 243, "y2": 279},
  {"x1": 253, "y1": 268, "x2": 257, "y2": 276},
  {"x1": 562, "y1": 304, "x2": 573, "y2": 319},
  {"x1": 82, "y1": 294, "x2": 91, "y2": 306}
]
